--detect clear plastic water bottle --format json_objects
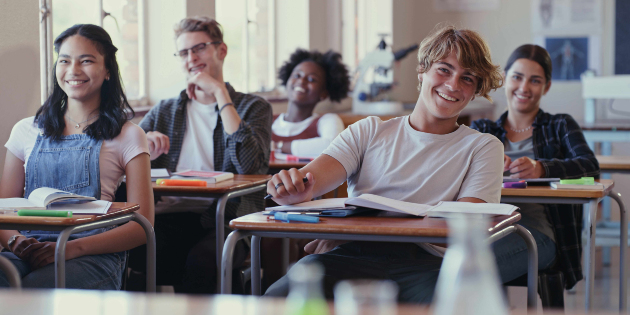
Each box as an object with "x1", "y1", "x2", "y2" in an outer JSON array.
[
  {"x1": 284, "y1": 262, "x2": 330, "y2": 315},
  {"x1": 431, "y1": 214, "x2": 509, "y2": 315}
]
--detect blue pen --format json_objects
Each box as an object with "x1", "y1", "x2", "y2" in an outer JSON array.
[{"x1": 274, "y1": 212, "x2": 320, "y2": 223}]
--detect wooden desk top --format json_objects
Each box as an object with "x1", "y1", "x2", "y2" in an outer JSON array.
[
  {"x1": 597, "y1": 155, "x2": 630, "y2": 170},
  {"x1": 501, "y1": 179, "x2": 613, "y2": 199},
  {"x1": 229, "y1": 212, "x2": 521, "y2": 238},
  {"x1": 0, "y1": 202, "x2": 139, "y2": 226},
  {"x1": 579, "y1": 120, "x2": 630, "y2": 131},
  {"x1": 269, "y1": 159, "x2": 308, "y2": 170},
  {"x1": 0, "y1": 290, "x2": 595, "y2": 315},
  {"x1": 152, "y1": 174, "x2": 270, "y2": 195}
]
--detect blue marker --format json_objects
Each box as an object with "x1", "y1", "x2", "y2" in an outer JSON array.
[{"x1": 274, "y1": 212, "x2": 320, "y2": 223}]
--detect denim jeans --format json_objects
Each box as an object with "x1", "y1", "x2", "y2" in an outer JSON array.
[
  {"x1": 265, "y1": 224, "x2": 556, "y2": 303},
  {"x1": 0, "y1": 250, "x2": 125, "y2": 289}
]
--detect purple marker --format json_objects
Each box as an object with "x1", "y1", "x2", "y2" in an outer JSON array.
[{"x1": 502, "y1": 181, "x2": 527, "y2": 189}]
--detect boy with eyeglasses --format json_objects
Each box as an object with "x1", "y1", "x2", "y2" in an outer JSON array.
[{"x1": 133, "y1": 16, "x2": 272, "y2": 293}]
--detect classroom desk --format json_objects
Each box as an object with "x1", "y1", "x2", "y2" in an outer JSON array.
[
  {"x1": 221, "y1": 212, "x2": 540, "y2": 308},
  {"x1": 594, "y1": 155, "x2": 630, "y2": 267},
  {"x1": 0, "y1": 203, "x2": 155, "y2": 291},
  {"x1": 500, "y1": 179, "x2": 627, "y2": 311},
  {"x1": 0, "y1": 289, "x2": 610, "y2": 315},
  {"x1": 152, "y1": 174, "x2": 270, "y2": 291},
  {"x1": 597, "y1": 155, "x2": 630, "y2": 173}
]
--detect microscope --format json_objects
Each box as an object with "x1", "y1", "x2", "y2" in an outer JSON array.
[{"x1": 352, "y1": 35, "x2": 419, "y2": 115}]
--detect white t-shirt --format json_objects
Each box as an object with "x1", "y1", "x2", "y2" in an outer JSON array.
[
  {"x1": 323, "y1": 116, "x2": 504, "y2": 205},
  {"x1": 4, "y1": 117, "x2": 150, "y2": 202},
  {"x1": 176, "y1": 99, "x2": 218, "y2": 172},
  {"x1": 159, "y1": 99, "x2": 218, "y2": 214},
  {"x1": 272, "y1": 113, "x2": 345, "y2": 157}
]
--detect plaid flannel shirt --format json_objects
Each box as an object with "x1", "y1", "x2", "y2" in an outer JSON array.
[
  {"x1": 471, "y1": 109, "x2": 600, "y2": 289},
  {"x1": 139, "y1": 83, "x2": 273, "y2": 229}
]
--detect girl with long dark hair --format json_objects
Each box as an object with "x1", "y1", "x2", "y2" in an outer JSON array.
[
  {"x1": 471, "y1": 44, "x2": 599, "y2": 290},
  {"x1": 0, "y1": 24, "x2": 154, "y2": 289}
]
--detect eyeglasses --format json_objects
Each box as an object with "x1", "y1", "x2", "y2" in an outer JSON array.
[{"x1": 174, "y1": 41, "x2": 222, "y2": 58}]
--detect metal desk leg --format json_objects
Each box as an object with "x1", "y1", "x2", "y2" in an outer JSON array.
[
  {"x1": 131, "y1": 212, "x2": 156, "y2": 293},
  {"x1": 608, "y1": 191, "x2": 627, "y2": 311},
  {"x1": 221, "y1": 230, "x2": 250, "y2": 294},
  {"x1": 215, "y1": 184, "x2": 268, "y2": 292},
  {"x1": 251, "y1": 235, "x2": 262, "y2": 295},
  {"x1": 514, "y1": 225, "x2": 538, "y2": 309},
  {"x1": 583, "y1": 199, "x2": 600, "y2": 310},
  {"x1": 0, "y1": 255, "x2": 20, "y2": 289},
  {"x1": 281, "y1": 238, "x2": 290, "y2": 275},
  {"x1": 215, "y1": 193, "x2": 229, "y2": 292}
]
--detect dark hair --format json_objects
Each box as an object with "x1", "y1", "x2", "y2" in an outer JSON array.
[
  {"x1": 35, "y1": 24, "x2": 134, "y2": 141},
  {"x1": 278, "y1": 49, "x2": 350, "y2": 102},
  {"x1": 504, "y1": 44, "x2": 552, "y2": 84}
]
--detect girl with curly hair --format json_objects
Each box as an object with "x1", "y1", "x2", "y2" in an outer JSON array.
[{"x1": 272, "y1": 49, "x2": 350, "y2": 158}]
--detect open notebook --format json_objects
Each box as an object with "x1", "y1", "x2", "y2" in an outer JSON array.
[
  {"x1": 266, "y1": 194, "x2": 518, "y2": 217},
  {"x1": 0, "y1": 187, "x2": 111, "y2": 214}
]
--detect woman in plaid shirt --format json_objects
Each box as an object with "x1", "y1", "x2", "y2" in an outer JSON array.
[{"x1": 471, "y1": 44, "x2": 599, "y2": 290}]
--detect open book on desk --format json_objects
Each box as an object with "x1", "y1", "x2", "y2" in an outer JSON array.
[
  {"x1": 266, "y1": 194, "x2": 519, "y2": 217},
  {"x1": 0, "y1": 187, "x2": 111, "y2": 214}
]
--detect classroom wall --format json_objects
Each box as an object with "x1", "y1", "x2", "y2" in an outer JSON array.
[
  {"x1": 0, "y1": 0, "x2": 41, "y2": 178},
  {"x1": 391, "y1": 0, "x2": 618, "y2": 122}
]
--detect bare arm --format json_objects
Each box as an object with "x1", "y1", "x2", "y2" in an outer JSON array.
[
  {"x1": 457, "y1": 197, "x2": 486, "y2": 203},
  {"x1": 67, "y1": 153, "x2": 155, "y2": 258},
  {"x1": 267, "y1": 154, "x2": 347, "y2": 205},
  {"x1": 0, "y1": 150, "x2": 27, "y2": 250}
]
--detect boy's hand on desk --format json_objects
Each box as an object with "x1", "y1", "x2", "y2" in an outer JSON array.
[
  {"x1": 304, "y1": 239, "x2": 349, "y2": 255},
  {"x1": 507, "y1": 157, "x2": 545, "y2": 179},
  {"x1": 147, "y1": 131, "x2": 170, "y2": 160},
  {"x1": 268, "y1": 169, "x2": 315, "y2": 205}
]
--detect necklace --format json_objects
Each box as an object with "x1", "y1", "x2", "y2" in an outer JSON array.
[
  {"x1": 66, "y1": 113, "x2": 99, "y2": 129},
  {"x1": 509, "y1": 125, "x2": 533, "y2": 133}
]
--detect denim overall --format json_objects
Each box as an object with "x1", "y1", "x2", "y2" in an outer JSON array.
[
  {"x1": 0, "y1": 133, "x2": 125, "y2": 289},
  {"x1": 23, "y1": 133, "x2": 110, "y2": 239}
]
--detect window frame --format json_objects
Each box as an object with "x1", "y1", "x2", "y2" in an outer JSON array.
[{"x1": 39, "y1": 0, "x2": 148, "y2": 106}]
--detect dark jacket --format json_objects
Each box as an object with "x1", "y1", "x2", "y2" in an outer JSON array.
[
  {"x1": 471, "y1": 109, "x2": 600, "y2": 289},
  {"x1": 139, "y1": 83, "x2": 273, "y2": 228}
]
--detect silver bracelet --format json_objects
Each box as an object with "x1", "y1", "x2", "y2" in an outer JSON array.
[{"x1": 219, "y1": 102, "x2": 234, "y2": 114}]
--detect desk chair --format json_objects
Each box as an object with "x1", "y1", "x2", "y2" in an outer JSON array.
[
  {"x1": 0, "y1": 255, "x2": 21, "y2": 288},
  {"x1": 505, "y1": 269, "x2": 565, "y2": 309}
]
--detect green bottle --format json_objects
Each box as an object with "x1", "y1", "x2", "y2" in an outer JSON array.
[{"x1": 284, "y1": 262, "x2": 330, "y2": 315}]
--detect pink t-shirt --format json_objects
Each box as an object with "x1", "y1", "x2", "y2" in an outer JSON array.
[{"x1": 4, "y1": 117, "x2": 150, "y2": 202}]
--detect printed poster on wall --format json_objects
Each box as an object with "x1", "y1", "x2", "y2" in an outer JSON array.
[
  {"x1": 534, "y1": 35, "x2": 601, "y2": 81},
  {"x1": 531, "y1": 0, "x2": 602, "y2": 35},
  {"x1": 433, "y1": 0, "x2": 500, "y2": 11}
]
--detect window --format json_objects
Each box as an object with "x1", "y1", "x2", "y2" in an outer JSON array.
[
  {"x1": 40, "y1": 0, "x2": 146, "y2": 104},
  {"x1": 216, "y1": 0, "x2": 275, "y2": 93}
]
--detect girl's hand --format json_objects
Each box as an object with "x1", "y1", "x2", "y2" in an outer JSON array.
[
  {"x1": 20, "y1": 241, "x2": 80, "y2": 270},
  {"x1": 267, "y1": 169, "x2": 315, "y2": 205},
  {"x1": 507, "y1": 157, "x2": 546, "y2": 179},
  {"x1": 10, "y1": 236, "x2": 38, "y2": 257},
  {"x1": 504, "y1": 154, "x2": 512, "y2": 172}
]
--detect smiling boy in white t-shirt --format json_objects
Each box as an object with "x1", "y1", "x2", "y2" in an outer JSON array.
[{"x1": 263, "y1": 26, "x2": 548, "y2": 303}]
